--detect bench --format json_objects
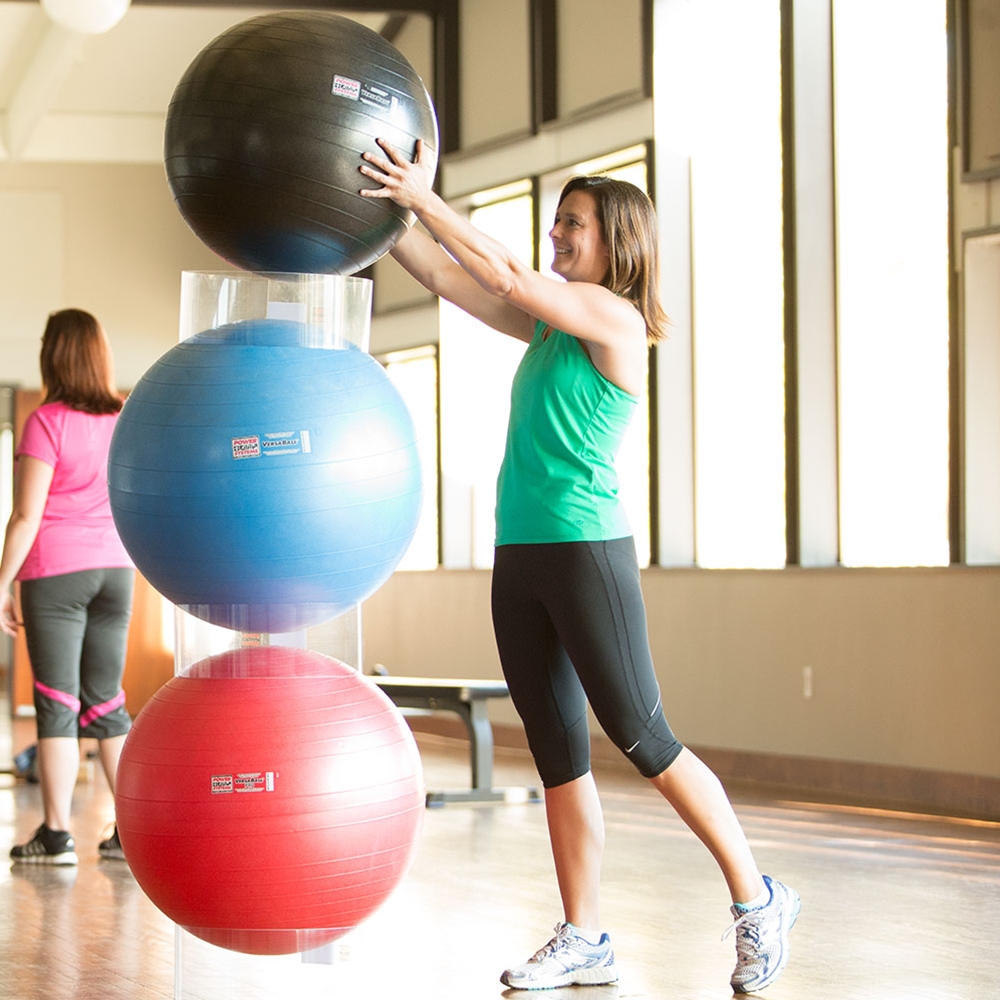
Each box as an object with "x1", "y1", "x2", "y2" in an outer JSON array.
[{"x1": 372, "y1": 676, "x2": 540, "y2": 807}]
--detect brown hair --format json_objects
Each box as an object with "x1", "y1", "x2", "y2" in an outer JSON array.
[
  {"x1": 558, "y1": 175, "x2": 669, "y2": 344},
  {"x1": 39, "y1": 309, "x2": 122, "y2": 414}
]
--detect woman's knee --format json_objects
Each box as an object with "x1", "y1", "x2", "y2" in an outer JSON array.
[
  {"x1": 523, "y1": 712, "x2": 592, "y2": 788},
  {"x1": 631, "y1": 733, "x2": 685, "y2": 779},
  {"x1": 34, "y1": 690, "x2": 81, "y2": 739}
]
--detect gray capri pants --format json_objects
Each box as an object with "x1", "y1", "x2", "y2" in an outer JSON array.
[
  {"x1": 491, "y1": 537, "x2": 683, "y2": 788},
  {"x1": 20, "y1": 568, "x2": 134, "y2": 740}
]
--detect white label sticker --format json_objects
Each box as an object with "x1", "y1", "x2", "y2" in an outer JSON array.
[
  {"x1": 232, "y1": 430, "x2": 313, "y2": 460},
  {"x1": 333, "y1": 75, "x2": 361, "y2": 100},
  {"x1": 232, "y1": 436, "x2": 260, "y2": 459},
  {"x1": 211, "y1": 774, "x2": 234, "y2": 794},
  {"x1": 234, "y1": 771, "x2": 275, "y2": 793}
]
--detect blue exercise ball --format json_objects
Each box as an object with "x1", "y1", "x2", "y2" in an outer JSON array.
[
  {"x1": 107, "y1": 319, "x2": 422, "y2": 633},
  {"x1": 164, "y1": 11, "x2": 438, "y2": 275}
]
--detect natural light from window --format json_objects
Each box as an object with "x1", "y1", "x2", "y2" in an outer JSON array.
[
  {"x1": 439, "y1": 183, "x2": 532, "y2": 568},
  {"x1": 683, "y1": 0, "x2": 786, "y2": 568},
  {"x1": 833, "y1": 0, "x2": 950, "y2": 566},
  {"x1": 539, "y1": 148, "x2": 653, "y2": 566},
  {"x1": 384, "y1": 345, "x2": 439, "y2": 571}
]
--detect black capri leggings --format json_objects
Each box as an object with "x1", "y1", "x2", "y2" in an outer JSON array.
[
  {"x1": 20, "y1": 568, "x2": 134, "y2": 740},
  {"x1": 491, "y1": 537, "x2": 683, "y2": 788}
]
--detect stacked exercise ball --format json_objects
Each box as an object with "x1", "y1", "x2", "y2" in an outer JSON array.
[
  {"x1": 113, "y1": 10, "x2": 436, "y2": 960},
  {"x1": 108, "y1": 318, "x2": 422, "y2": 634},
  {"x1": 164, "y1": 10, "x2": 438, "y2": 275},
  {"x1": 115, "y1": 647, "x2": 425, "y2": 956}
]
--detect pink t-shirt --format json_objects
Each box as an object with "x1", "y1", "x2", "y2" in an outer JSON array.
[{"x1": 15, "y1": 401, "x2": 133, "y2": 581}]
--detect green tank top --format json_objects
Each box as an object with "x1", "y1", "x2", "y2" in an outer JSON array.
[{"x1": 495, "y1": 321, "x2": 638, "y2": 544}]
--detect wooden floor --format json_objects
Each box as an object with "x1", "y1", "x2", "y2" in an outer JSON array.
[{"x1": 1, "y1": 710, "x2": 998, "y2": 1000}]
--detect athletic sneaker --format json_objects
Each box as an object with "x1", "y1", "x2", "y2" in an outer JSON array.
[
  {"x1": 500, "y1": 922, "x2": 617, "y2": 990},
  {"x1": 9, "y1": 825, "x2": 79, "y2": 866},
  {"x1": 724, "y1": 874, "x2": 801, "y2": 993},
  {"x1": 98, "y1": 824, "x2": 125, "y2": 860}
]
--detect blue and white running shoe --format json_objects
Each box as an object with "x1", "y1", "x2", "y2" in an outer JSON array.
[
  {"x1": 725, "y1": 875, "x2": 801, "y2": 993},
  {"x1": 501, "y1": 922, "x2": 618, "y2": 990}
]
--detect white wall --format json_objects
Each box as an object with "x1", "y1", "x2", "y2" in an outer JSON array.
[
  {"x1": 0, "y1": 161, "x2": 223, "y2": 389},
  {"x1": 361, "y1": 564, "x2": 1000, "y2": 780}
]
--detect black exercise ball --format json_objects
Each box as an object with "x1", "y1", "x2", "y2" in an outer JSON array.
[{"x1": 164, "y1": 11, "x2": 438, "y2": 275}]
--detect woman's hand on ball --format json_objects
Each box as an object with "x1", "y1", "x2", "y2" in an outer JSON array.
[{"x1": 360, "y1": 138, "x2": 433, "y2": 211}]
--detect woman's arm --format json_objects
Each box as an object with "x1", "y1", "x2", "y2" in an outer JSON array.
[
  {"x1": 0, "y1": 456, "x2": 54, "y2": 637},
  {"x1": 361, "y1": 140, "x2": 646, "y2": 354},
  {"x1": 389, "y1": 226, "x2": 537, "y2": 342}
]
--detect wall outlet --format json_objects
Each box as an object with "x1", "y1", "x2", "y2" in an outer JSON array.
[{"x1": 802, "y1": 665, "x2": 813, "y2": 699}]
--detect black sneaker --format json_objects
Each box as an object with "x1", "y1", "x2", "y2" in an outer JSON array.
[
  {"x1": 10, "y1": 825, "x2": 79, "y2": 866},
  {"x1": 98, "y1": 825, "x2": 125, "y2": 861}
]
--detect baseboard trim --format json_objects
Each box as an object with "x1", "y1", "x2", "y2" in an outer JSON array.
[
  {"x1": 676, "y1": 745, "x2": 1000, "y2": 822},
  {"x1": 403, "y1": 715, "x2": 1000, "y2": 822}
]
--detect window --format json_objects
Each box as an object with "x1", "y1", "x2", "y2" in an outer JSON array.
[
  {"x1": 540, "y1": 147, "x2": 653, "y2": 566},
  {"x1": 833, "y1": 0, "x2": 950, "y2": 566},
  {"x1": 439, "y1": 182, "x2": 533, "y2": 568},
  {"x1": 382, "y1": 345, "x2": 440, "y2": 571},
  {"x1": 681, "y1": 0, "x2": 786, "y2": 569},
  {"x1": 439, "y1": 153, "x2": 654, "y2": 568},
  {"x1": 962, "y1": 231, "x2": 1000, "y2": 565}
]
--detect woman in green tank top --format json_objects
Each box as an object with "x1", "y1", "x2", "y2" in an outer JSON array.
[{"x1": 360, "y1": 141, "x2": 799, "y2": 994}]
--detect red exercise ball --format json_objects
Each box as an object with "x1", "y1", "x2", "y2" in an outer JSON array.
[{"x1": 114, "y1": 646, "x2": 424, "y2": 955}]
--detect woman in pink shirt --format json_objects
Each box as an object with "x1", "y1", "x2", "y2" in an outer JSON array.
[{"x1": 0, "y1": 308, "x2": 134, "y2": 865}]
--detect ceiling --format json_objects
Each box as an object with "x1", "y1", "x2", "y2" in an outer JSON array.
[{"x1": 0, "y1": 2, "x2": 392, "y2": 164}]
